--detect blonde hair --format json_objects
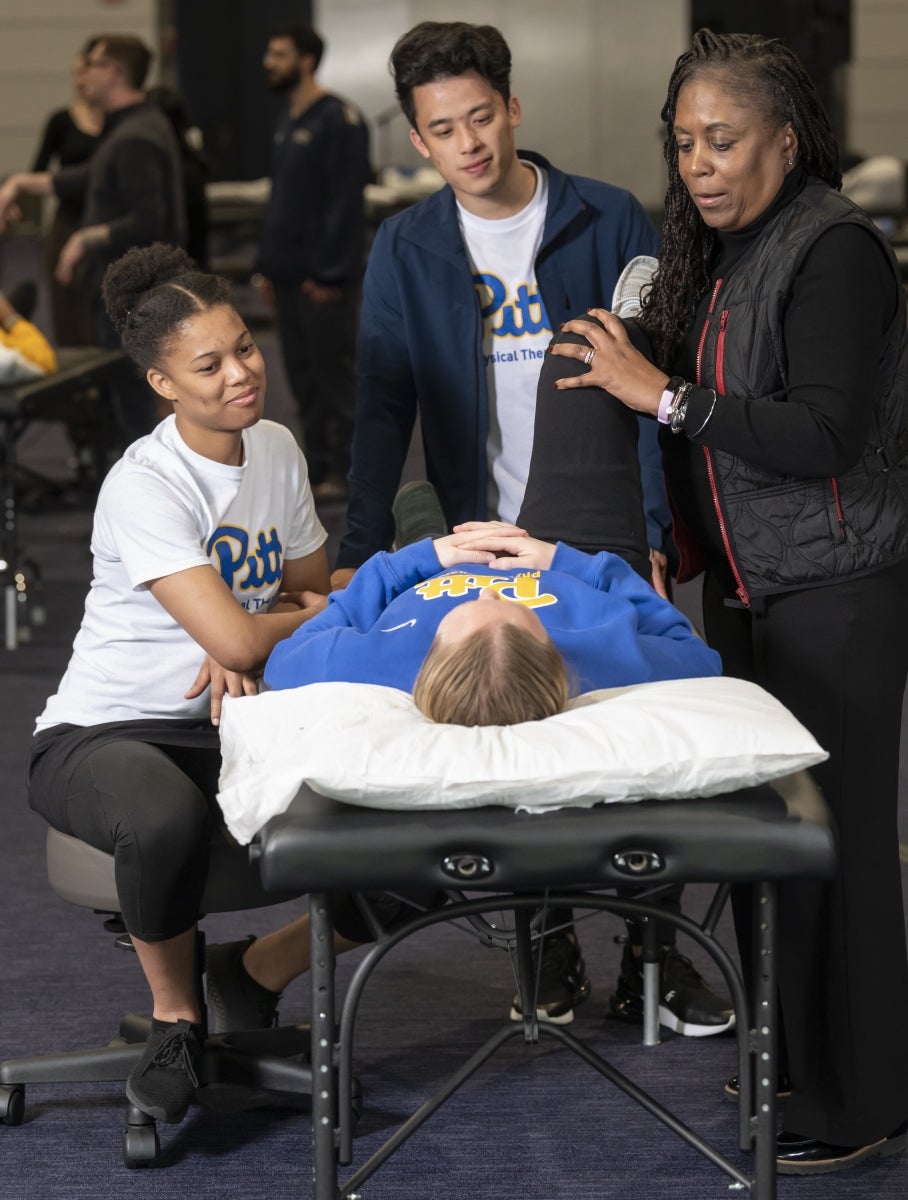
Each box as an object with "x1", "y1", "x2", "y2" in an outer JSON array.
[{"x1": 413, "y1": 623, "x2": 569, "y2": 726}]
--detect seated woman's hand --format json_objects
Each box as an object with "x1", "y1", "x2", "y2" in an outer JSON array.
[
  {"x1": 433, "y1": 521, "x2": 526, "y2": 567},
  {"x1": 550, "y1": 308, "x2": 669, "y2": 416},
  {"x1": 185, "y1": 655, "x2": 259, "y2": 726},
  {"x1": 272, "y1": 589, "x2": 328, "y2": 615}
]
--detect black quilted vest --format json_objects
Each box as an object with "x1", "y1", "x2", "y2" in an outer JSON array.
[{"x1": 673, "y1": 179, "x2": 908, "y2": 604}]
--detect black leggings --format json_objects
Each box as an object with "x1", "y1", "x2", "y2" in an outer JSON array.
[
  {"x1": 518, "y1": 312, "x2": 652, "y2": 580},
  {"x1": 519, "y1": 313, "x2": 682, "y2": 946},
  {"x1": 28, "y1": 722, "x2": 222, "y2": 943}
]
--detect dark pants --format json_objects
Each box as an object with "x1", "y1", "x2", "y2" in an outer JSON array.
[
  {"x1": 272, "y1": 280, "x2": 358, "y2": 486},
  {"x1": 703, "y1": 562, "x2": 908, "y2": 1145},
  {"x1": 28, "y1": 722, "x2": 222, "y2": 942}
]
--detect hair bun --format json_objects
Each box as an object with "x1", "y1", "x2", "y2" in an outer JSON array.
[{"x1": 101, "y1": 242, "x2": 197, "y2": 335}]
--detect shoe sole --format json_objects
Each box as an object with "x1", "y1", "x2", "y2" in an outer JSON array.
[
  {"x1": 508, "y1": 1004, "x2": 575, "y2": 1026},
  {"x1": 776, "y1": 1131, "x2": 907, "y2": 1175},
  {"x1": 724, "y1": 1082, "x2": 792, "y2": 1101},
  {"x1": 657, "y1": 1004, "x2": 735, "y2": 1038},
  {"x1": 125, "y1": 1079, "x2": 191, "y2": 1125},
  {"x1": 606, "y1": 999, "x2": 735, "y2": 1038}
]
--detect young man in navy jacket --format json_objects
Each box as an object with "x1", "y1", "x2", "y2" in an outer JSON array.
[{"x1": 333, "y1": 21, "x2": 666, "y2": 590}]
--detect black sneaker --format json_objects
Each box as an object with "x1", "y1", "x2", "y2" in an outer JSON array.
[
  {"x1": 125, "y1": 1019, "x2": 201, "y2": 1124},
  {"x1": 509, "y1": 930, "x2": 592, "y2": 1025},
  {"x1": 205, "y1": 936, "x2": 282, "y2": 1034},
  {"x1": 608, "y1": 943, "x2": 735, "y2": 1037}
]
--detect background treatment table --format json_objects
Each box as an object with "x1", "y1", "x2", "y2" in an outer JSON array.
[
  {"x1": 253, "y1": 769, "x2": 836, "y2": 1200},
  {"x1": 0, "y1": 345, "x2": 126, "y2": 648}
]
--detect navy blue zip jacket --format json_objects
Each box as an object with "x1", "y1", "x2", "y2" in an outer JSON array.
[{"x1": 336, "y1": 151, "x2": 663, "y2": 570}]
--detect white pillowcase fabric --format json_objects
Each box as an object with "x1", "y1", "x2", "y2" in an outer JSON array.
[{"x1": 216, "y1": 677, "x2": 828, "y2": 845}]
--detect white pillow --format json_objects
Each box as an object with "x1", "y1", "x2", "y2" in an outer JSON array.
[{"x1": 216, "y1": 677, "x2": 827, "y2": 845}]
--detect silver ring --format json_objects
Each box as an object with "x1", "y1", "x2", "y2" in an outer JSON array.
[{"x1": 583, "y1": 347, "x2": 595, "y2": 366}]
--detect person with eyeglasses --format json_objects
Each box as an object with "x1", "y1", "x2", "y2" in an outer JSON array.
[{"x1": 0, "y1": 35, "x2": 186, "y2": 445}]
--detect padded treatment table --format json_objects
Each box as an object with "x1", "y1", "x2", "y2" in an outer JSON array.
[
  {"x1": 253, "y1": 769, "x2": 836, "y2": 1200},
  {"x1": 0, "y1": 346, "x2": 126, "y2": 647}
]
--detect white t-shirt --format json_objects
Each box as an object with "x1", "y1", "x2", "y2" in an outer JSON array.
[
  {"x1": 458, "y1": 160, "x2": 550, "y2": 522},
  {"x1": 36, "y1": 417, "x2": 327, "y2": 730}
]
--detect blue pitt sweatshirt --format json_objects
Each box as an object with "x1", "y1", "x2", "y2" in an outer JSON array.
[{"x1": 264, "y1": 540, "x2": 721, "y2": 694}]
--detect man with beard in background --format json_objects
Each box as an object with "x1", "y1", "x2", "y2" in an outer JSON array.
[{"x1": 257, "y1": 22, "x2": 371, "y2": 503}]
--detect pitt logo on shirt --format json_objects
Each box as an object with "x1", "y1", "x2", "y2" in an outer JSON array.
[
  {"x1": 208, "y1": 524, "x2": 283, "y2": 605},
  {"x1": 473, "y1": 273, "x2": 551, "y2": 338},
  {"x1": 415, "y1": 572, "x2": 557, "y2": 609}
]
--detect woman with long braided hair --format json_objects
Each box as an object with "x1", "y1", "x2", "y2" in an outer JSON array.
[{"x1": 528, "y1": 28, "x2": 908, "y2": 1174}]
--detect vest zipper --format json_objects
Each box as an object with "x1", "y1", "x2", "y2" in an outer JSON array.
[
  {"x1": 697, "y1": 287, "x2": 751, "y2": 606},
  {"x1": 830, "y1": 477, "x2": 847, "y2": 539}
]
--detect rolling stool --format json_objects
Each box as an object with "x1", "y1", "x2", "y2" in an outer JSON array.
[{"x1": 0, "y1": 826, "x2": 359, "y2": 1167}]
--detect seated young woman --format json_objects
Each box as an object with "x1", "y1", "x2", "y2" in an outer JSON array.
[
  {"x1": 264, "y1": 524, "x2": 722, "y2": 722},
  {"x1": 26, "y1": 243, "x2": 351, "y2": 1127}
]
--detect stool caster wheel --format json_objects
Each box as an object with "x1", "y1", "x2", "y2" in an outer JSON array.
[
  {"x1": 123, "y1": 1106, "x2": 159, "y2": 1168},
  {"x1": 0, "y1": 1085, "x2": 25, "y2": 1126}
]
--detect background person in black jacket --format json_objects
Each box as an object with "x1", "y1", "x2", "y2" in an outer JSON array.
[
  {"x1": 535, "y1": 28, "x2": 908, "y2": 1176},
  {"x1": 256, "y1": 21, "x2": 371, "y2": 503},
  {"x1": 29, "y1": 35, "x2": 103, "y2": 345}
]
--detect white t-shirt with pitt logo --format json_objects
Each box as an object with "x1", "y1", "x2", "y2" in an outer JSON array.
[
  {"x1": 458, "y1": 160, "x2": 550, "y2": 523},
  {"x1": 36, "y1": 416, "x2": 326, "y2": 729}
]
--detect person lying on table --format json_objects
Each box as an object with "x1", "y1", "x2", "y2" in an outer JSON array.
[
  {"x1": 263, "y1": 521, "x2": 721, "y2": 719},
  {"x1": 263, "y1": 520, "x2": 722, "y2": 989}
]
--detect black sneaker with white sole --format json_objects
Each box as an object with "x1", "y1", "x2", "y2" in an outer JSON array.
[
  {"x1": 607, "y1": 942, "x2": 735, "y2": 1037},
  {"x1": 509, "y1": 930, "x2": 592, "y2": 1025}
]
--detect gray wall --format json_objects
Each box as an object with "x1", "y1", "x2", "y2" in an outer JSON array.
[
  {"x1": 1, "y1": 1, "x2": 908, "y2": 208},
  {"x1": 315, "y1": 0, "x2": 686, "y2": 211},
  {"x1": 849, "y1": 0, "x2": 908, "y2": 159},
  {"x1": 0, "y1": 0, "x2": 158, "y2": 178},
  {"x1": 313, "y1": 0, "x2": 908, "y2": 207}
]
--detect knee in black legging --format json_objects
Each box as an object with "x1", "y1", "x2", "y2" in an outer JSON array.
[{"x1": 65, "y1": 741, "x2": 217, "y2": 941}]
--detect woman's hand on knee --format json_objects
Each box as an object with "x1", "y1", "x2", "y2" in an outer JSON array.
[{"x1": 550, "y1": 308, "x2": 669, "y2": 415}]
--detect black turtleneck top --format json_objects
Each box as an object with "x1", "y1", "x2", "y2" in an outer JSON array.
[{"x1": 665, "y1": 165, "x2": 898, "y2": 573}]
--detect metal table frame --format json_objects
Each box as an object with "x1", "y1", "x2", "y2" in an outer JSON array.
[{"x1": 253, "y1": 771, "x2": 836, "y2": 1200}]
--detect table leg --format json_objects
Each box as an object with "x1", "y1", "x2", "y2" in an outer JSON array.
[{"x1": 310, "y1": 892, "x2": 339, "y2": 1200}]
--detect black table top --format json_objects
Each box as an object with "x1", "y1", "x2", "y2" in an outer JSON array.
[{"x1": 252, "y1": 770, "x2": 836, "y2": 894}]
